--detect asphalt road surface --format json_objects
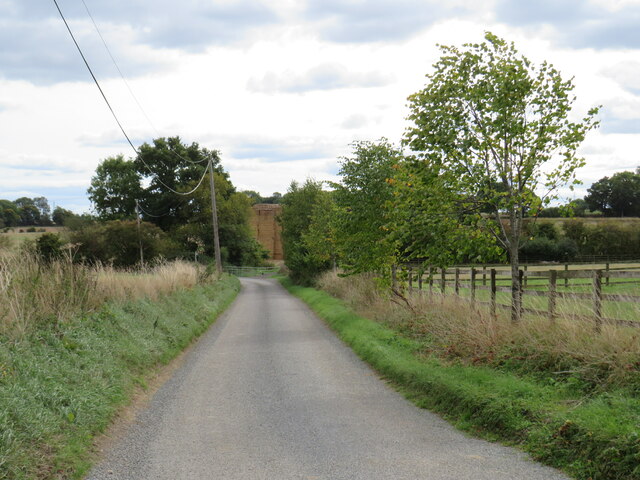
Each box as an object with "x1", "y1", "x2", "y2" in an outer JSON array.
[{"x1": 87, "y1": 277, "x2": 569, "y2": 480}]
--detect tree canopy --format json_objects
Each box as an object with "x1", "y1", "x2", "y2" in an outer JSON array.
[
  {"x1": 86, "y1": 136, "x2": 264, "y2": 266},
  {"x1": 403, "y1": 32, "x2": 599, "y2": 319},
  {"x1": 585, "y1": 170, "x2": 640, "y2": 217}
]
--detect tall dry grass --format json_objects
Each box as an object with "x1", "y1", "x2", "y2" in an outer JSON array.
[
  {"x1": 0, "y1": 251, "x2": 205, "y2": 337},
  {"x1": 318, "y1": 271, "x2": 640, "y2": 390}
]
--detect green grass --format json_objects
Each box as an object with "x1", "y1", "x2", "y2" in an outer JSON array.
[
  {"x1": 0, "y1": 274, "x2": 240, "y2": 480},
  {"x1": 280, "y1": 277, "x2": 640, "y2": 480}
]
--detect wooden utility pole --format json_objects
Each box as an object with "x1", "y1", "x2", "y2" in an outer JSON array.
[
  {"x1": 208, "y1": 159, "x2": 223, "y2": 275},
  {"x1": 135, "y1": 199, "x2": 144, "y2": 266}
]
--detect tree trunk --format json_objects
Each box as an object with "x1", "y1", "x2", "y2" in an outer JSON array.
[
  {"x1": 510, "y1": 245, "x2": 521, "y2": 322},
  {"x1": 509, "y1": 230, "x2": 521, "y2": 323}
]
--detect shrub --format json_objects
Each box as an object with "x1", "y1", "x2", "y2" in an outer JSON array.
[
  {"x1": 69, "y1": 220, "x2": 178, "y2": 267},
  {"x1": 35, "y1": 233, "x2": 63, "y2": 261},
  {"x1": 520, "y1": 237, "x2": 578, "y2": 262}
]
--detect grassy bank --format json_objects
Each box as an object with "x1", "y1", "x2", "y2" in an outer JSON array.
[
  {"x1": 0, "y1": 274, "x2": 240, "y2": 479},
  {"x1": 279, "y1": 277, "x2": 640, "y2": 480}
]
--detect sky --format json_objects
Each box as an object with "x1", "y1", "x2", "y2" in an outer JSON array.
[{"x1": 1, "y1": 0, "x2": 640, "y2": 213}]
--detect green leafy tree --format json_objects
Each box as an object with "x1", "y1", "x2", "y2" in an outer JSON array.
[
  {"x1": 332, "y1": 139, "x2": 400, "y2": 273},
  {"x1": 0, "y1": 200, "x2": 20, "y2": 227},
  {"x1": 134, "y1": 137, "x2": 223, "y2": 231},
  {"x1": 404, "y1": 32, "x2": 599, "y2": 320},
  {"x1": 88, "y1": 155, "x2": 142, "y2": 220},
  {"x1": 35, "y1": 233, "x2": 64, "y2": 262},
  {"x1": 585, "y1": 171, "x2": 640, "y2": 217},
  {"x1": 33, "y1": 197, "x2": 52, "y2": 225},
  {"x1": 389, "y1": 160, "x2": 503, "y2": 267},
  {"x1": 174, "y1": 172, "x2": 268, "y2": 265},
  {"x1": 52, "y1": 206, "x2": 77, "y2": 226},
  {"x1": 280, "y1": 180, "x2": 331, "y2": 285},
  {"x1": 303, "y1": 191, "x2": 338, "y2": 271},
  {"x1": 18, "y1": 204, "x2": 41, "y2": 226}
]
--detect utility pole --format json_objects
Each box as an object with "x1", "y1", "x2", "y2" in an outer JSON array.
[
  {"x1": 135, "y1": 199, "x2": 144, "y2": 267},
  {"x1": 208, "y1": 159, "x2": 223, "y2": 275}
]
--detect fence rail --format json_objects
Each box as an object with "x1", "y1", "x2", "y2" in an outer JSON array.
[{"x1": 397, "y1": 263, "x2": 640, "y2": 330}]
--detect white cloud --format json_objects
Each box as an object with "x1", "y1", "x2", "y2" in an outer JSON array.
[
  {"x1": 0, "y1": 2, "x2": 639, "y2": 211},
  {"x1": 247, "y1": 63, "x2": 394, "y2": 94}
]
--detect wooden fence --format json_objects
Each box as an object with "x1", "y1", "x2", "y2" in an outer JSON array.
[{"x1": 396, "y1": 265, "x2": 640, "y2": 330}]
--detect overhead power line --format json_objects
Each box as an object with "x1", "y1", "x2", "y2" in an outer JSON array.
[
  {"x1": 53, "y1": 0, "x2": 210, "y2": 196},
  {"x1": 80, "y1": 0, "x2": 208, "y2": 167},
  {"x1": 80, "y1": 0, "x2": 159, "y2": 137},
  {"x1": 135, "y1": 202, "x2": 170, "y2": 218},
  {"x1": 52, "y1": 0, "x2": 138, "y2": 155}
]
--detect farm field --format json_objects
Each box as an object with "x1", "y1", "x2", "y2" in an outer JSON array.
[
  {"x1": 0, "y1": 226, "x2": 65, "y2": 251},
  {"x1": 525, "y1": 216, "x2": 640, "y2": 227}
]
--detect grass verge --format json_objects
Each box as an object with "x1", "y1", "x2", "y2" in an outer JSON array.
[
  {"x1": 279, "y1": 276, "x2": 640, "y2": 480},
  {"x1": 0, "y1": 274, "x2": 240, "y2": 480}
]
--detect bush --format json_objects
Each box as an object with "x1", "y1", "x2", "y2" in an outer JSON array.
[
  {"x1": 35, "y1": 233, "x2": 63, "y2": 261},
  {"x1": 69, "y1": 220, "x2": 178, "y2": 267},
  {"x1": 563, "y1": 220, "x2": 640, "y2": 258},
  {"x1": 520, "y1": 237, "x2": 578, "y2": 262}
]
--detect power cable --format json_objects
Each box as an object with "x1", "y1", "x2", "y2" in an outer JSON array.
[
  {"x1": 52, "y1": 0, "x2": 138, "y2": 155},
  {"x1": 136, "y1": 202, "x2": 171, "y2": 218},
  {"x1": 80, "y1": 0, "x2": 208, "y2": 167},
  {"x1": 144, "y1": 164, "x2": 210, "y2": 196},
  {"x1": 54, "y1": 0, "x2": 210, "y2": 196},
  {"x1": 80, "y1": 0, "x2": 159, "y2": 136}
]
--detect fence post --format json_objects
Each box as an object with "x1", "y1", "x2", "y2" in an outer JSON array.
[
  {"x1": 454, "y1": 268, "x2": 460, "y2": 296},
  {"x1": 428, "y1": 266, "x2": 433, "y2": 295},
  {"x1": 523, "y1": 264, "x2": 528, "y2": 288},
  {"x1": 548, "y1": 269, "x2": 557, "y2": 322},
  {"x1": 490, "y1": 269, "x2": 497, "y2": 318},
  {"x1": 470, "y1": 267, "x2": 476, "y2": 307},
  {"x1": 441, "y1": 268, "x2": 446, "y2": 295},
  {"x1": 418, "y1": 268, "x2": 423, "y2": 293},
  {"x1": 564, "y1": 263, "x2": 569, "y2": 288},
  {"x1": 593, "y1": 269, "x2": 603, "y2": 332},
  {"x1": 519, "y1": 269, "x2": 524, "y2": 318},
  {"x1": 605, "y1": 262, "x2": 610, "y2": 287},
  {"x1": 482, "y1": 266, "x2": 487, "y2": 286}
]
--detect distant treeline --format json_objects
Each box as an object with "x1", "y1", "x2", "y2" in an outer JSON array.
[
  {"x1": 0, "y1": 197, "x2": 78, "y2": 228},
  {"x1": 520, "y1": 219, "x2": 640, "y2": 262}
]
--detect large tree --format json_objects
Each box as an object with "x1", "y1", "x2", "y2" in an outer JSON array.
[
  {"x1": 280, "y1": 180, "x2": 331, "y2": 285},
  {"x1": 87, "y1": 137, "x2": 265, "y2": 266},
  {"x1": 134, "y1": 137, "x2": 224, "y2": 231},
  {"x1": 404, "y1": 33, "x2": 599, "y2": 321},
  {"x1": 585, "y1": 170, "x2": 640, "y2": 217},
  {"x1": 332, "y1": 139, "x2": 400, "y2": 273},
  {"x1": 88, "y1": 155, "x2": 142, "y2": 220}
]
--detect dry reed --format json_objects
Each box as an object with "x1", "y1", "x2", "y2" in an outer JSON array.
[{"x1": 0, "y1": 251, "x2": 204, "y2": 337}]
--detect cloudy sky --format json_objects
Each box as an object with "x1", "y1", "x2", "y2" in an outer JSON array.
[{"x1": 1, "y1": 0, "x2": 639, "y2": 212}]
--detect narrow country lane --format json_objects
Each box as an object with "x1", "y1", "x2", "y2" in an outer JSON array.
[{"x1": 87, "y1": 277, "x2": 569, "y2": 480}]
